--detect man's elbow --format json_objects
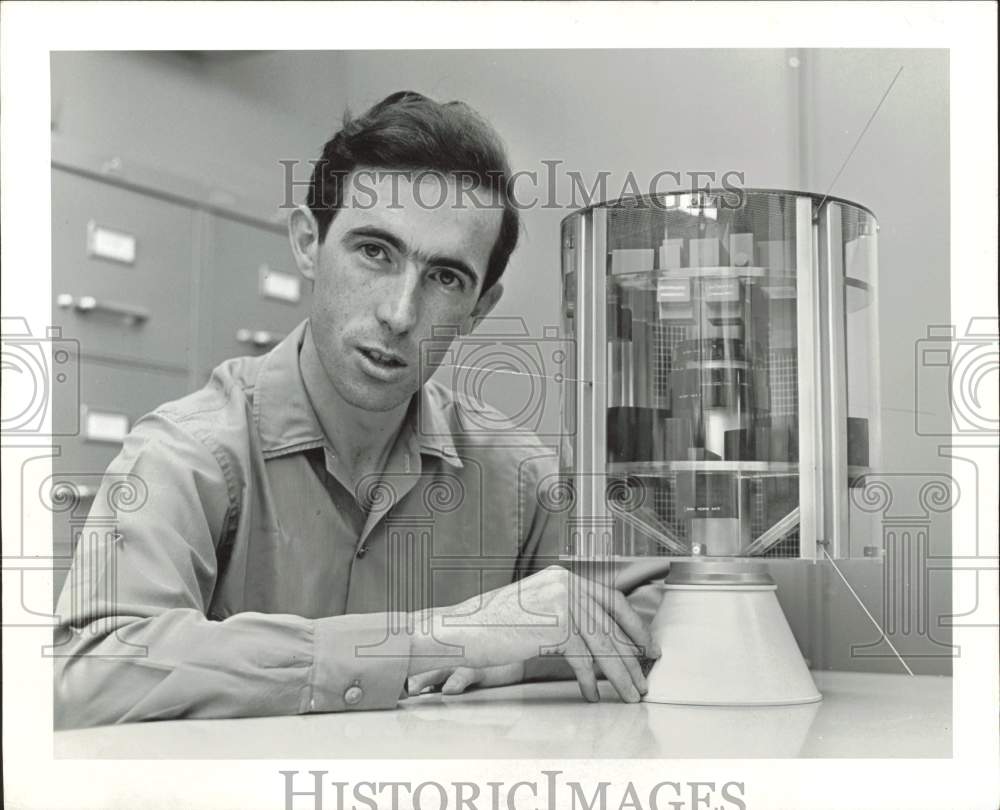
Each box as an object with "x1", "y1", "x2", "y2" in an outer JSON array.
[{"x1": 53, "y1": 631, "x2": 169, "y2": 730}]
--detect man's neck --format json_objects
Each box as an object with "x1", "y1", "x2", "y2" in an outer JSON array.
[{"x1": 299, "y1": 324, "x2": 410, "y2": 480}]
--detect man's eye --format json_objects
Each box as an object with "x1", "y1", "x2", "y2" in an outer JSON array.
[
  {"x1": 360, "y1": 243, "x2": 388, "y2": 262},
  {"x1": 432, "y1": 268, "x2": 465, "y2": 291}
]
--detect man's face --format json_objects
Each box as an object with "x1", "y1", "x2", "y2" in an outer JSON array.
[{"x1": 293, "y1": 170, "x2": 504, "y2": 413}]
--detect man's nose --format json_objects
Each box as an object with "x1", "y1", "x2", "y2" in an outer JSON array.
[{"x1": 375, "y1": 263, "x2": 421, "y2": 335}]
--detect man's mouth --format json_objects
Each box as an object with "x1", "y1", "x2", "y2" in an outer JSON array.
[{"x1": 359, "y1": 346, "x2": 407, "y2": 369}]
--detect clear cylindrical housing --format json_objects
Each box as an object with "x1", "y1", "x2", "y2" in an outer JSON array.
[{"x1": 560, "y1": 190, "x2": 879, "y2": 560}]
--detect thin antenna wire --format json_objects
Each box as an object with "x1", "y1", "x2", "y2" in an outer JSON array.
[
  {"x1": 443, "y1": 363, "x2": 598, "y2": 386},
  {"x1": 816, "y1": 65, "x2": 904, "y2": 211},
  {"x1": 821, "y1": 547, "x2": 914, "y2": 677}
]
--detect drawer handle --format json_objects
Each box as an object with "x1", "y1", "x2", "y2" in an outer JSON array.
[
  {"x1": 57, "y1": 293, "x2": 150, "y2": 325},
  {"x1": 235, "y1": 328, "x2": 285, "y2": 349}
]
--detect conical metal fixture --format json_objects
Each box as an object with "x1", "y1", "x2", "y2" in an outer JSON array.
[{"x1": 644, "y1": 561, "x2": 822, "y2": 706}]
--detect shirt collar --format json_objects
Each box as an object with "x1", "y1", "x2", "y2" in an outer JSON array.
[{"x1": 254, "y1": 319, "x2": 462, "y2": 468}]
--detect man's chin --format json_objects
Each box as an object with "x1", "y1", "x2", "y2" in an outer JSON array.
[{"x1": 341, "y1": 381, "x2": 416, "y2": 414}]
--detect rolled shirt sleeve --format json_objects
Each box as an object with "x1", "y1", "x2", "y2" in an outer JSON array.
[{"x1": 54, "y1": 412, "x2": 410, "y2": 729}]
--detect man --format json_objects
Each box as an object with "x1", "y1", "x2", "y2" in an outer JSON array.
[{"x1": 54, "y1": 91, "x2": 657, "y2": 729}]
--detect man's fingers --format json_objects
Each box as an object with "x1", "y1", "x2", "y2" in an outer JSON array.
[
  {"x1": 442, "y1": 667, "x2": 482, "y2": 695},
  {"x1": 407, "y1": 668, "x2": 451, "y2": 696},
  {"x1": 582, "y1": 627, "x2": 642, "y2": 703},
  {"x1": 563, "y1": 637, "x2": 599, "y2": 702},
  {"x1": 575, "y1": 593, "x2": 643, "y2": 703},
  {"x1": 584, "y1": 581, "x2": 658, "y2": 658},
  {"x1": 594, "y1": 586, "x2": 660, "y2": 658},
  {"x1": 477, "y1": 662, "x2": 526, "y2": 688},
  {"x1": 615, "y1": 589, "x2": 659, "y2": 656},
  {"x1": 605, "y1": 635, "x2": 647, "y2": 697},
  {"x1": 413, "y1": 665, "x2": 516, "y2": 696}
]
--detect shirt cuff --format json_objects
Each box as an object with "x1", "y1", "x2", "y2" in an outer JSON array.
[{"x1": 305, "y1": 613, "x2": 412, "y2": 713}]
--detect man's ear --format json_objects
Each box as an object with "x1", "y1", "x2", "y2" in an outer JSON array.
[
  {"x1": 463, "y1": 282, "x2": 504, "y2": 334},
  {"x1": 288, "y1": 204, "x2": 319, "y2": 281}
]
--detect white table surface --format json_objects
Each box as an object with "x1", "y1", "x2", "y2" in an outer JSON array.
[{"x1": 55, "y1": 670, "x2": 951, "y2": 759}]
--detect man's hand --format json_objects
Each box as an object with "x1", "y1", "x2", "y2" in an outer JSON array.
[
  {"x1": 408, "y1": 565, "x2": 660, "y2": 704},
  {"x1": 407, "y1": 663, "x2": 525, "y2": 696}
]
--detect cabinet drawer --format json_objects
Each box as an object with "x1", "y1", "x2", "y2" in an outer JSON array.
[
  {"x1": 51, "y1": 359, "x2": 192, "y2": 595},
  {"x1": 51, "y1": 168, "x2": 196, "y2": 369},
  {"x1": 52, "y1": 357, "x2": 190, "y2": 479},
  {"x1": 203, "y1": 216, "x2": 310, "y2": 372}
]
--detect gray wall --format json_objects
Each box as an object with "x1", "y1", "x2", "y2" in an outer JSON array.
[
  {"x1": 50, "y1": 49, "x2": 952, "y2": 674},
  {"x1": 795, "y1": 50, "x2": 952, "y2": 674},
  {"x1": 51, "y1": 51, "x2": 333, "y2": 201}
]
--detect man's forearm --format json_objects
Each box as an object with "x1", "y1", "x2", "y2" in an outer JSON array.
[
  {"x1": 406, "y1": 606, "x2": 479, "y2": 677},
  {"x1": 55, "y1": 609, "x2": 411, "y2": 728}
]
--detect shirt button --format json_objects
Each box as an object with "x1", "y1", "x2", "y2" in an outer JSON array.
[{"x1": 344, "y1": 685, "x2": 364, "y2": 705}]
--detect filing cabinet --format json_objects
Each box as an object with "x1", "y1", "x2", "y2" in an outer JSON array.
[
  {"x1": 50, "y1": 359, "x2": 189, "y2": 597},
  {"x1": 50, "y1": 148, "x2": 300, "y2": 602},
  {"x1": 201, "y1": 215, "x2": 310, "y2": 378},
  {"x1": 51, "y1": 358, "x2": 188, "y2": 480},
  {"x1": 51, "y1": 168, "x2": 197, "y2": 371}
]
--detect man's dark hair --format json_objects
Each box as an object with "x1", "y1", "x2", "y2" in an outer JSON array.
[{"x1": 307, "y1": 90, "x2": 519, "y2": 294}]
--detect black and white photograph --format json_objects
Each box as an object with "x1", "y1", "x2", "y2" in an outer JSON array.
[{"x1": 2, "y1": 3, "x2": 997, "y2": 809}]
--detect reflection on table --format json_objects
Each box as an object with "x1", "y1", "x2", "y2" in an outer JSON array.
[{"x1": 55, "y1": 670, "x2": 951, "y2": 759}]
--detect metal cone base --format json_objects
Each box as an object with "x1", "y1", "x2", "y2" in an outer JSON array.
[{"x1": 644, "y1": 562, "x2": 822, "y2": 706}]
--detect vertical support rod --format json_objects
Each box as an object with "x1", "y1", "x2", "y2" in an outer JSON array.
[
  {"x1": 795, "y1": 196, "x2": 820, "y2": 560},
  {"x1": 819, "y1": 203, "x2": 849, "y2": 556},
  {"x1": 591, "y1": 208, "x2": 609, "y2": 556},
  {"x1": 868, "y1": 227, "x2": 884, "y2": 474},
  {"x1": 573, "y1": 209, "x2": 609, "y2": 557},
  {"x1": 572, "y1": 213, "x2": 589, "y2": 549}
]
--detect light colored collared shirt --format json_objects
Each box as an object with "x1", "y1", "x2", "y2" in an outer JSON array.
[{"x1": 54, "y1": 320, "x2": 563, "y2": 728}]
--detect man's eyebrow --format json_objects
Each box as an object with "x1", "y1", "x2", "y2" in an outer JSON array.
[
  {"x1": 345, "y1": 226, "x2": 406, "y2": 254},
  {"x1": 344, "y1": 226, "x2": 481, "y2": 286}
]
